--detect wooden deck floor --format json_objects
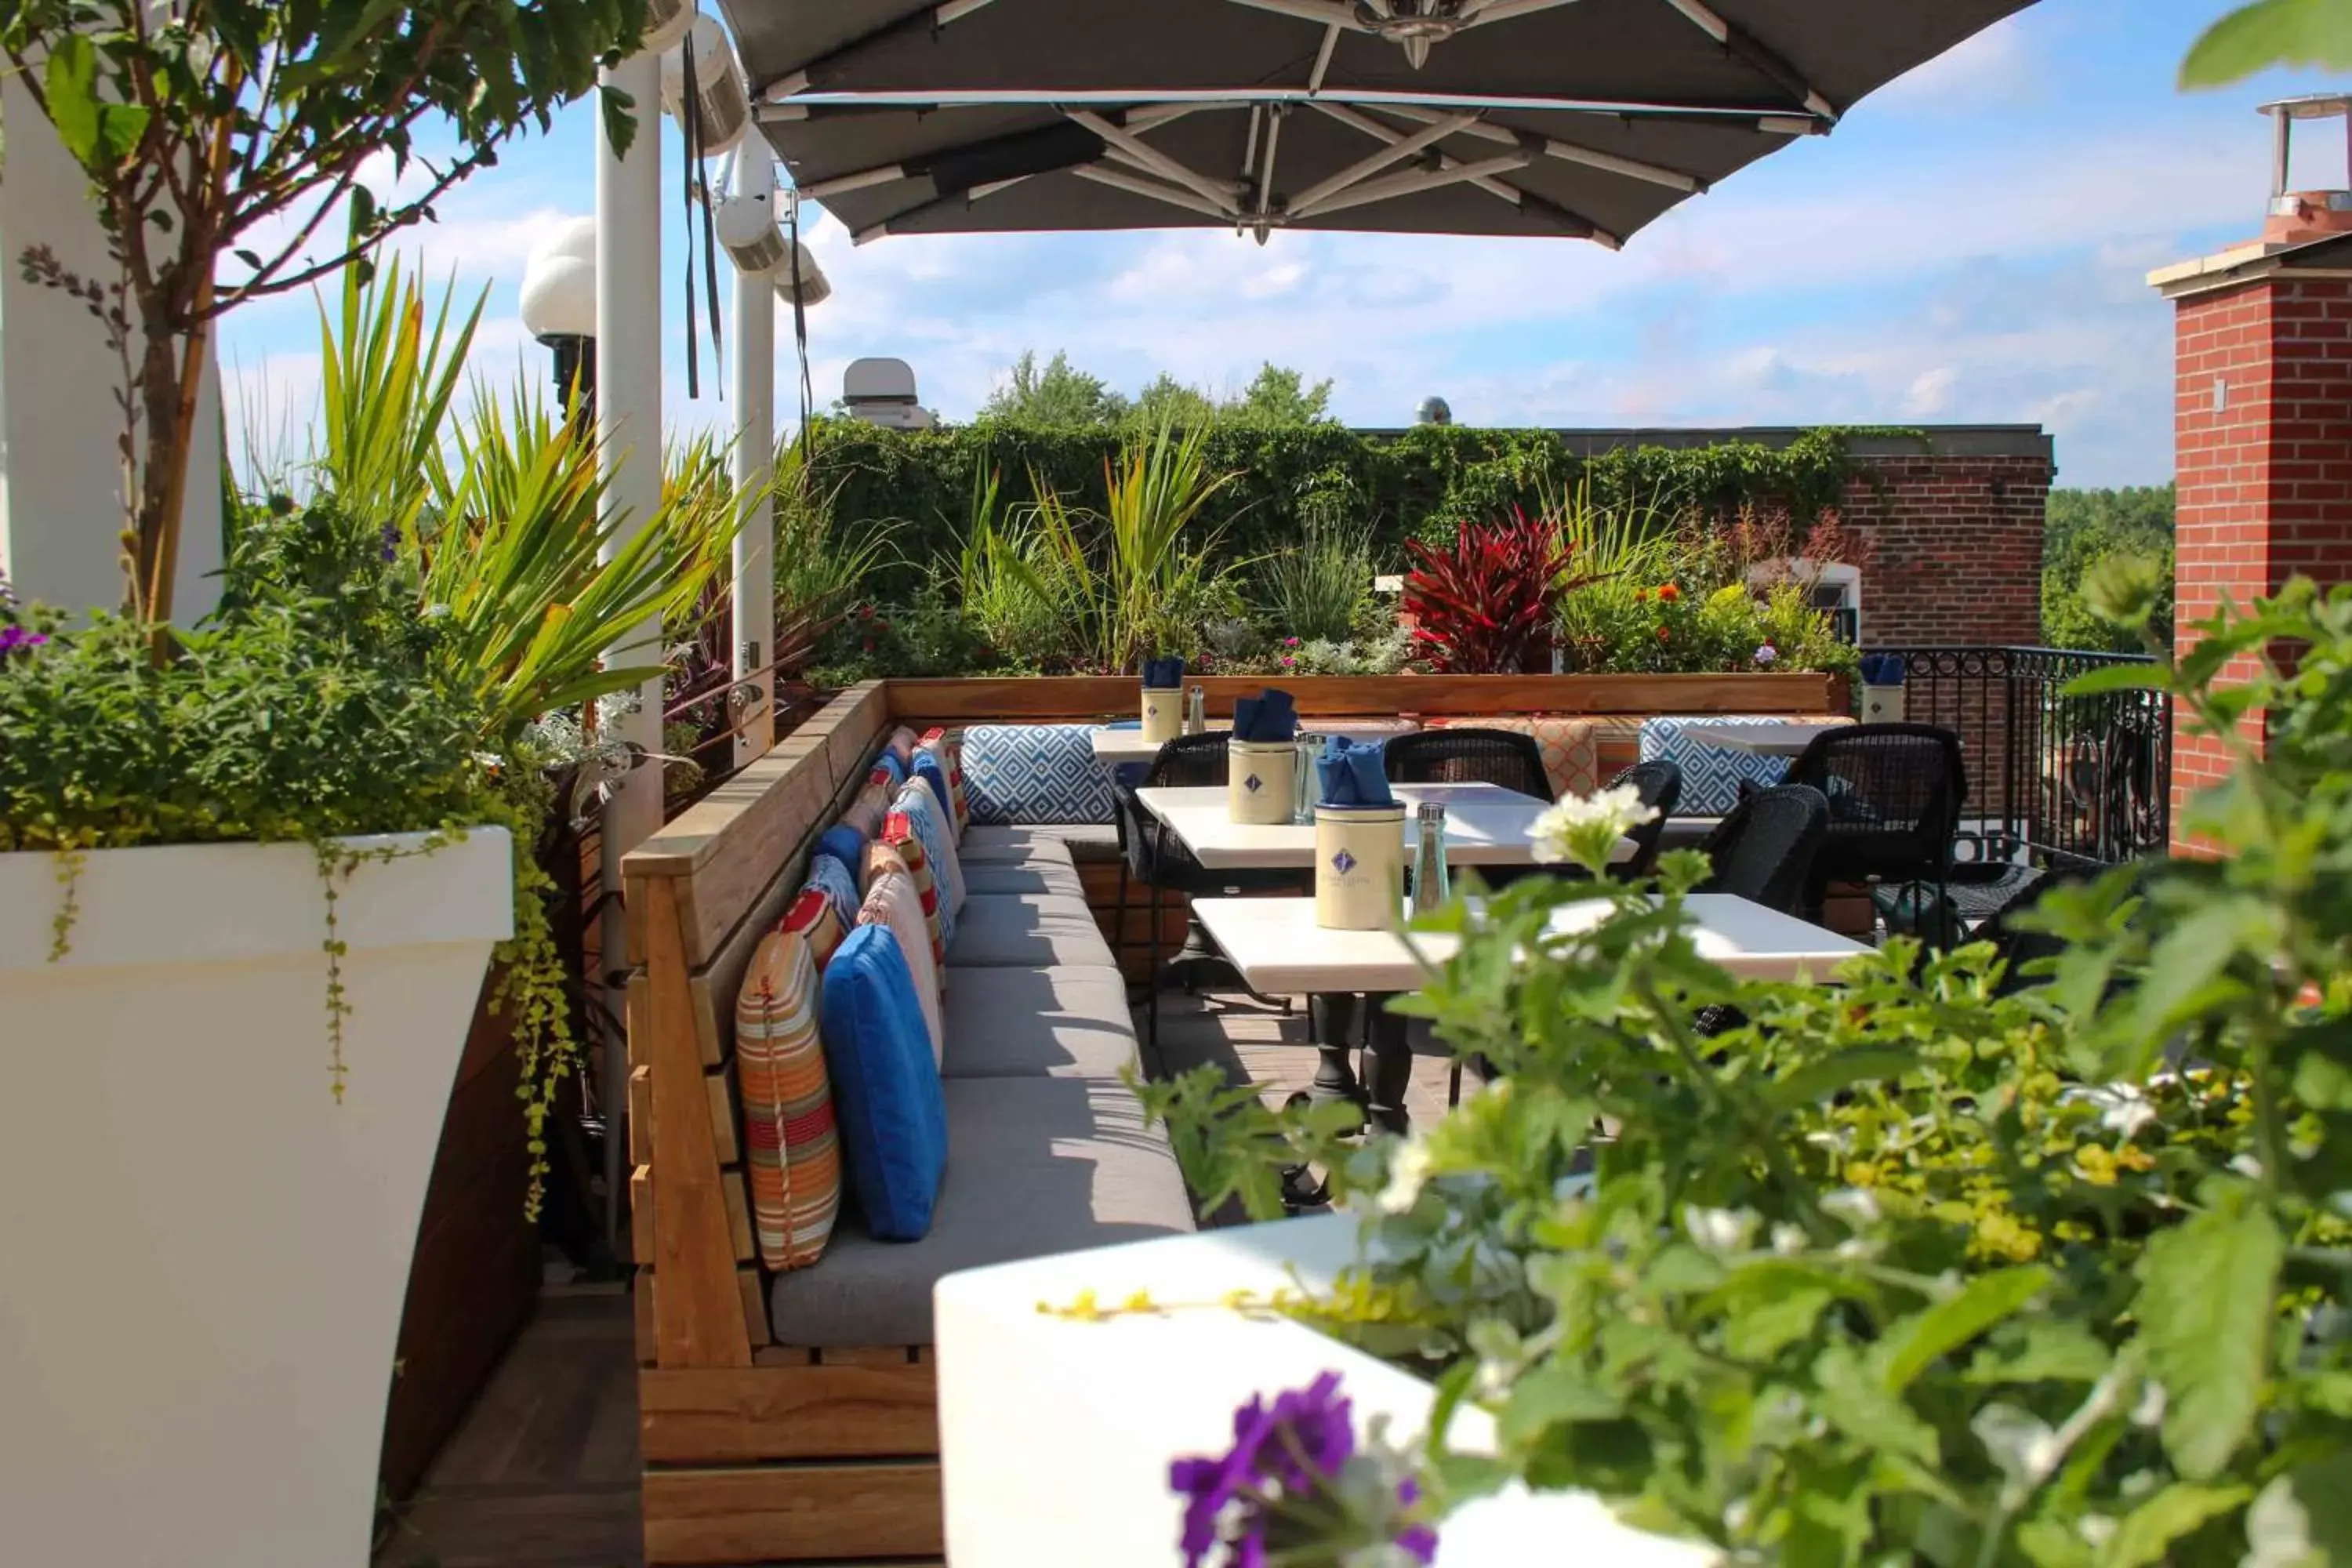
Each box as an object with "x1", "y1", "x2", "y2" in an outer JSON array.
[{"x1": 376, "y1": 989, "x2": 1461, "y2": 1568}]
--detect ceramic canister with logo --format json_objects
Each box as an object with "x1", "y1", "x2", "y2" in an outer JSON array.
[
  {"x1": 1140, "y1": 687, "x2": 1182, "y2": 744},
  {"x1": 1315, "y1": 803, "x2": 1406, "y2": 930},
  {"x1": 1227, "y1": 739, "x2": 1297, "y2": 825}
]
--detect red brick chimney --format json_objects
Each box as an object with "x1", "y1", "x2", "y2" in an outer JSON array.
[{"x1": 2149, "y1": 93, "x2": 2352, "y2": 851}]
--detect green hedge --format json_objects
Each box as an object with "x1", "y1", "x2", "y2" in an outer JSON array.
[{"x1": 803, "y1": 419, "x2": 1865, "y2": 593}]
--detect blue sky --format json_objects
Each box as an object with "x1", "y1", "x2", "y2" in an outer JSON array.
[{"x1": 219, "y1": 0, "x2": 2352, "y2": 488}]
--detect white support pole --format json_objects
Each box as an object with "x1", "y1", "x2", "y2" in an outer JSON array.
[
  {"x1": 597, "y1": 47, "x2": 663, "y2": 1264},
  {"x1": 730, "y1": 133, "x2": 779, "y2": 768}
]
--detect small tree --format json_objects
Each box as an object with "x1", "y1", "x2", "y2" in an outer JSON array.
[{"x1": 0, "y1": 0, "x2": 649, "y2": 624}]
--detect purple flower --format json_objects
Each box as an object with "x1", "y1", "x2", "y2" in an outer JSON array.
[
  {"x1": 0, "y1": 626, "x2": 49, "y2": 655},
  {"x1": 1754, "y1": 643, "x2": 1778, "y2": 666},
  {"x1": 1172, "y1": 1374, "x2": 1432, "y2": 1567},
  {"x1": 379, "y1": 523, "x2": 401, "y2": 563}
]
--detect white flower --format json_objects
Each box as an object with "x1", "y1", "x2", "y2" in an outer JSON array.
[
  {"x1": 1375, "y1": 1139, "x2": 1435, "y2": 1215},
  {"x1": 1532, "y1": 783, "x2": 1660, "y2": 866},
  {"x1": 1820, "y1": 1187, "x2": 1882, "y2": 1229},
  {"x1": 1770, "y1": 1223, "x2": 1809, "y2": 1256},
  {"x1": 1682, "y1": 1205, "x2": 1758, "y2": 1254},
  {"x1": 2060, "y1": 1082, "x2": 2157, "y2": 1140},
  {"x1": 2131, "y1": 1379, "x2": 2167, "y2": 1429}
]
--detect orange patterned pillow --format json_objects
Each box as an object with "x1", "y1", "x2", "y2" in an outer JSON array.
[
  {"x1": 779, "y1": 884, "x2": 849, "y2": 971},
  {"x1": 732, "y1": 928, "x2": 840, "y2": 1272},
  {"x1": 877, "y1": 811, "x2": 946, "y2": 966},
  {"x1": 1433, "y1": 716, "x2": 1600, "y2": 799}
]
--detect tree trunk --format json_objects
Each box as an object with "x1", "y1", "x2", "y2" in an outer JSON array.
[{"x1": 132, "y1": 309, "x2": 182, "y2": 623}]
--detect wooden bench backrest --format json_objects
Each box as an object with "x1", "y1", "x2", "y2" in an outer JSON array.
[
  {"x1": 623, "y1": 682, "x2": 889, "y2": 1369},
  {"x1": 885, "y1": 670, "x2": 1846, "y2": 730}
]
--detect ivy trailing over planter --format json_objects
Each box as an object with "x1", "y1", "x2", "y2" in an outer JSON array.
[
  {"x1": 804, "y1": 419, "x2": 1878, "y2": 593},
  {"x1": 0, "y1": 510, "x2": 579, "y2": 1213}
]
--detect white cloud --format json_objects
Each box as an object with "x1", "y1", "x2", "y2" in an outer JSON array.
[{"x1": 1902, "y1": 366, "x2": 1958, "y2": 416}]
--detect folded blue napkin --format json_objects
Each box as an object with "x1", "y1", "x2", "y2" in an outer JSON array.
[
  {"x1": 1142, "y1": 656, "x2": 1185, "y2": 688},
  {"x1": 1316, "y1": 735, "x2": 1395, "y2": 807},
  {"x1": 1232, "y1": 687, "x2": 1297, "y2": 742},
  {"x1": 1107, "y1": 718, "x2": 1142, "y2": 729},
  {"x1": 1858, "y1": 653, "x2": 1907, "y2": 688}
]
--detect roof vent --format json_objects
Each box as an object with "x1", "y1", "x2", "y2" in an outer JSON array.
[{"x1": 2259, "y1": 94, "x2": 2352, "y2": 245}]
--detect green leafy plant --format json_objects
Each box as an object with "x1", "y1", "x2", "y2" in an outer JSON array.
[
  {"x1": 0, "y1": 0, "x2": 647, "y2": 623},
  {"x1": 1403, "y1": 511, "x2": 1578, "y2": 674},
  {"x1": 1138, "y1": 575, "x2": 2352, "y2": 1566},
  {"x1": 2181, "y1": 0, "x2": 2352, "y2": 85},
  {"x1": 1258, "y1": 510, "x2": 1377, "y2": 644}
]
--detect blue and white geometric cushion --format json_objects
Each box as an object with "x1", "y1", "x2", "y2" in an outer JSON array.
[
  {"x1": 1639, "y1": 715, "x2": 1810, "y2": 818},
  {"x1": 959, "y1": 724, "x2": 1116, "y2": 826}
]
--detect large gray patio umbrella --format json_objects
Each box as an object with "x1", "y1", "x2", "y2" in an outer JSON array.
[{"x1": 717, "y1": 0, "x2": 2032, "y2": 245}]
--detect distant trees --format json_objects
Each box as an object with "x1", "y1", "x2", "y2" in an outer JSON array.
[
  {"x1": 981, "y1": 351, "x2": 1336, "y2": 426},
  {"x1": 2042, "y1": 485, "x2": 2175, "y2": 653}
]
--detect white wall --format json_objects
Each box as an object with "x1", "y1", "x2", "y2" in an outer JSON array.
[{"x1": 0, "y1": 74, "x2": 223, "y2": 622}]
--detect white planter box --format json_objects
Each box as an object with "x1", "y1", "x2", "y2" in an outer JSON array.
[
  {"x1": 935, "y1": 1214, "x2": 1713, "y2": 1566},
  {"x1": 0, "y1": 831, "x2": 513, "y2": 1568}
]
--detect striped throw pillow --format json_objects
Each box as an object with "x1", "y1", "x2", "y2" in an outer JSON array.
[
  {"x1": 733, "y1": 928, "x2": 840, "y2": 1272},
  {"x1": 781, "y1": 883, "x2": 850, "y2": 970},
  {"x1": 859, "y1": 846, "x2": 945, "y2": 1066},
  {"x1": 918, "y1": 728, "x2": 971, "y2": 833},
  {"x1": 878, "y1": 810, "x2": 948, "y2": 966}
]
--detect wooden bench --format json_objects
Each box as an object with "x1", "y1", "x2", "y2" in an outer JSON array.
[{"x1": 621, "y1": 671, "x2": 1846, "y2": 1563}]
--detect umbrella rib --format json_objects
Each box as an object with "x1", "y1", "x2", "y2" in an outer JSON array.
[
  {"x1": 1656, "y1": 0, "x2": 1840, "y2": 122},
  {"x1": 1462, "y1": 0, "x2": 1592, "y2": 23},
  {"x1": 1299, "y1": 151, "x2": 1534, "y2": 220},
  {"x1": 1255, "y1": 107, "x2": 1286, "y2": 224},
  {"x1": 1068, "y1": 111, "x2": 1243, "y2": 215},
  {"x1": 1379, "y1": 103, "x2": 1703, "y2": 191},
  {"x1": 1287, "y1": 110, "x2": 1483, "y2": 217},
  {"x1": 1309, "y1": 102, "x2": 1620, "y2": 245},
  {"x1": 1307, "y1": 22, "x2": 1342, "y2": 94},
  {"x1": 1072, "y1": 163, "x2": 1237, "y2": 222}
]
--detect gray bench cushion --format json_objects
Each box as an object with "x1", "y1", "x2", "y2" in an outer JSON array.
[
  {"x1": 960, "y1": 856, "x2": 1087, "y2": 899},
  {"x1": 942, "y1": 965, "x2": 1138, "y2": 1080},
  {"x1": 946, "y1": 892, "x2": 1116, "y2": 969},
  {"x1": 768, "y1": 1075, "x2": 1196, "y2": 1345},
  {"x1": 963, "y1": 822, "x2": 1120, "y2": 862},
  {"x1": 958, "y1": 826, "x2": 1078, "y2": 866}
]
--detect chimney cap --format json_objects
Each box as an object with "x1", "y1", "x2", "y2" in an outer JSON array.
[{"x1": 2259, "y1": 93, "x2": 2352, "y2": 121}]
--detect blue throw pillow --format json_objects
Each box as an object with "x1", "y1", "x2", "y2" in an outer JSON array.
[
  {"x1": 910, "y1": 751, "x2": 957, "y2": 840},
  {"x1": 818, "y1": 924, "x2": 948, "y2": 1240},
  {"x1": 960, "y1": 723, "x2": 1116, "y2": 825},
  {"x1": 816, "y1": 822, "x2": 868, "y2": 881},
  {"x1": 873, "y1": 750, "x2": 908, "y2": 789}
]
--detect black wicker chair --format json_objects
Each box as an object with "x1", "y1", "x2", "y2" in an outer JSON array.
[
  {"x1": 1782, "y1": 723, "x2": 1968, "y2": 925},
  {"x1": 1116, "y1": 731, "x2": 1305, "y2": 1049},
  {"x1": 1605, "y1": 759, "x2": 1683, "y2": 880},
  {"x1": 1381, "y1": 728, "x2": 1553, "y2": 801},
  {"x1": 1695, "y1": 783, "x2": 1831, "y2": 916}
]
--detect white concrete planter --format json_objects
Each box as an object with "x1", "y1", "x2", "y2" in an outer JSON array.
[
  {"x1": 0, "y1": 831, "x2": 513, "y2": 1568},
  {"x1": 935, "y1": 1214, "x2": 1712, "y2": 1566}
]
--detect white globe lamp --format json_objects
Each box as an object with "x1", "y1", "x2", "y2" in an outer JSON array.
[{"x1": 520, "y1": 216, "x2": 600, "y2": 415}]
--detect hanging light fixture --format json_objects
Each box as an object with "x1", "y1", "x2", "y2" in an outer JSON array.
[{"x1": 659, "y1": 14, "x2": 751, "y2": 159}]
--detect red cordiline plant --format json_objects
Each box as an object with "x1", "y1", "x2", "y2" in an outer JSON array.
[{"x1": 1401, "y1": 511, "x2": 1583, "y2": 675}]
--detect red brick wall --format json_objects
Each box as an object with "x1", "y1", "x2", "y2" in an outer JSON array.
[
  {"x1": 2169, "y1": 272, "x2": 2352, "y2": 849},
  {"x1": 1835, "y1": 452, "x2": 2054, "y2": 647}
]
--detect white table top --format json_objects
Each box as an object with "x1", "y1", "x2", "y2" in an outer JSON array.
[
  {"x1": 1089, "y1": 718, "x2": 1419, "y2": 766},
  {"x1": 1191, "y1": 893, "x2": 1873, "y2": 994},
  {"x1": 1679, "y1": 722, "x2": 1847, "y2": 758},
  {"x1": 1135, "y1": 781, "x2": 1628, "y2": 870}
]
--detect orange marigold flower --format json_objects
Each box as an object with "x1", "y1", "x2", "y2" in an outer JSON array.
[{"x1": 1657, "y1": 582, "x2": 1682, "y2": 602}]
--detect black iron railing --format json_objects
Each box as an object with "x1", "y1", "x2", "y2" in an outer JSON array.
[{"x1": 1865, "y1": 646, "x2": 2170, "y2": 868}]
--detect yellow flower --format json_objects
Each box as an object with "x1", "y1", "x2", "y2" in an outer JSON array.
[
  {"x1": 1844, "y1": 1160, "x2": 1881, "y2": 1188},
  {"x1": 2074, "y1": 1145, "x2": 2119, "y2": 1186},
  {"x1": 2115, "y1": 1145, "x2": 2157, "y2": 1174}
]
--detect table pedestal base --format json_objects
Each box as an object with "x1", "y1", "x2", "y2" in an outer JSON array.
[{"x1": 1305, "y1": 993, "x2": 1411, "y2": 1136}]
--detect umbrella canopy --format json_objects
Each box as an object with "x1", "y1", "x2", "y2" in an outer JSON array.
[{"x1": 719, "y1": 0, "x2": 2033, "y2": 245}]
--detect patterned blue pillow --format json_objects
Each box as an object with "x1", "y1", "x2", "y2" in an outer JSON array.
[
  {"x1": 872, "y1": 750, "x2": 908, "y2": 789},
  {"x1": 818, "y1": 924, "x2": 947, "y2": 1240},
  {"x1": 891, "y1": 779, "x2": 965, "y2": 927},
  {"x1": 960, "y1": 723, "x2": 1116, "y2": 826},
  {"x1": 803, "y1": 849, "x2": 861, "y2": 927},
  {"x1": 1639, "y1": 716, "x2": 1809, "y2": 818},
  {"x1": 910, "y1": 751, "x2": 957, "y2": 841}
]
